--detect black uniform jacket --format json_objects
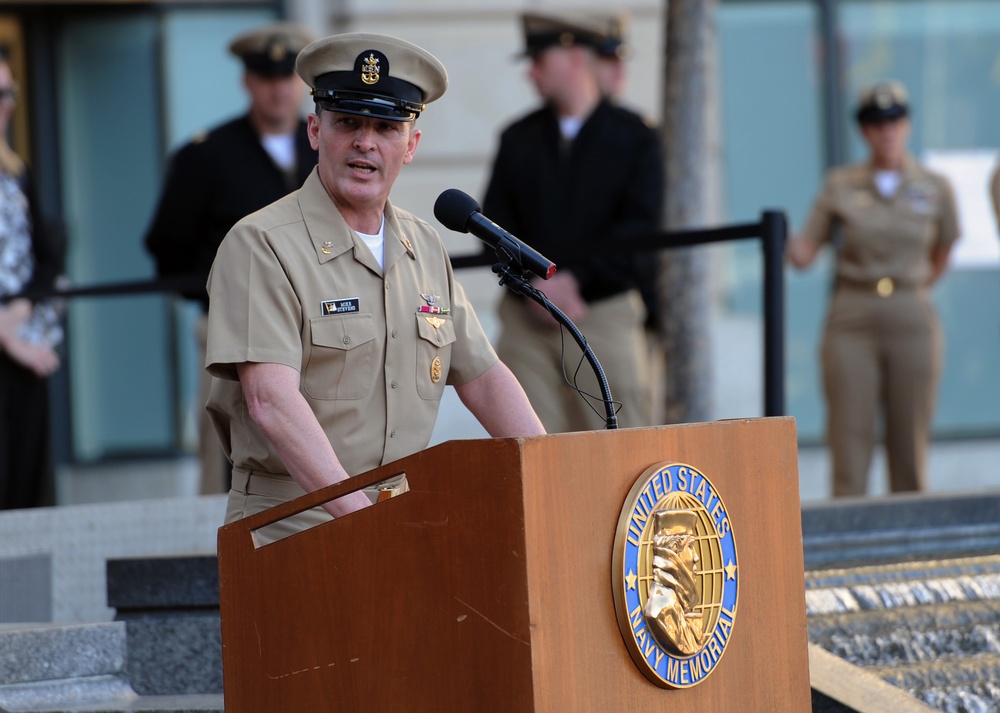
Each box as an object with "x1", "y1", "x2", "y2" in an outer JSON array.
[
  {"x1": 143, "y1": 115, "x2": 317, "y2": 303},
  {"x1": 483, "y1": 99, "x2": 664, "y2": 306}
]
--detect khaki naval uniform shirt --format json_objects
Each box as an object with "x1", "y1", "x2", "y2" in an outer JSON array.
[
  {"x1": 800, "y1": 156, "x2": 960, "y2": 284},
  {"x1": 205, "y1": 169, "x2": 497, "y2": 485}
]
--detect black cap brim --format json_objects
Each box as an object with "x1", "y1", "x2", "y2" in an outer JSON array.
[{"x1": 856, "y1": 104, "x2": 908, "y2": 125}]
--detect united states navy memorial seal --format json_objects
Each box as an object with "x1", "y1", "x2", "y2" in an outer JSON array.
[{"x1": 612, "y1": 462, "x2": 739, "y2": 688}]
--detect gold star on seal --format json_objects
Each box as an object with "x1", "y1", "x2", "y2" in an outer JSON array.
[
  {"x1": 725, "y1": 560, "x2": 737, "y2": 581},
  {"x1": 625, "y1": 569, "x2": 637, "y2": 591}
]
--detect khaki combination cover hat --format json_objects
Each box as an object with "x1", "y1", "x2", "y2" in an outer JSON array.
[
  {"x1": 228, "y1": 21, "x2": 316, "y2": 77},
  {"x1": 296, "y1": 32, "x2": 448, "y2": 122},
  {"x1": 855, "y1": 81, "x2": 909, "y2": 124},
  {"x1": 520, "y1": 11, "x2": 610, "y2": 58},
  {"x1": 591, "y1": 12, "x2": 631, "y2": 59}
]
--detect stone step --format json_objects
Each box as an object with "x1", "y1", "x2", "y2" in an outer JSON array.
[
  {"x1": 808, "y1": 601, "x2": 1000, "y2": 666},
  {"x1": 0, "y1": 623, "x2": 128, "y2": 685},
  {"x1": 0, "y1": 622, "x2": 135, "y2": 712},
  {"x1": 106, "y1": 557, "x2": 221, "y2": 697},
  {"x1": 804, "y1": 554, "x2": 1000, "y2": 617},
  {"x1": 801, "y1": 492, "x2": 1000, "y2": 569},
  {"x1": 0, "y1": 623, "x2": 225, "y2": 713},
  {"x1": 804, "y1": 554, "x2": 1000, "y2": 711},
  {"x1": 870, "y1": 653, "x2": 1000, "y2": 709},
  {"x1": 916, "y1": 682, "x2": 1000, "y2": 713},
  {"x1": 809, "y1": 600, "x2": 1000, "y2": 636},
  {"x1": 32, "y1": 694, "x2": 223, "y2": 712}
]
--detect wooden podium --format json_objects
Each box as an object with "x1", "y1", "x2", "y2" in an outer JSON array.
[{"x1": 217, "y1": 417, "x2": 811, "y2": 712}]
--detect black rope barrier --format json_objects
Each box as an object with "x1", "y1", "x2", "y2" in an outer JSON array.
[{"x1": 11, "y1": 210, "x2": 788, "y2": 416}]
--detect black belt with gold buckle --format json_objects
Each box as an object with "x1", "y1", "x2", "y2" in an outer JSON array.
[{"x1": 837, "y1": 276, "x2": 913, "y2": 298}]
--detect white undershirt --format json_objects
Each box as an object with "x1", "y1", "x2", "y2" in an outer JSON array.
[
  {"x1": 559, "y1": 116, "x2": 585, "y2": 141},
  {"x1": 261, "y1": 133, "x2": 296, "y2": 171},
  {"x1": 874, "y1": 170, "x2": 901, "y2": 198},
  {"x1": 356, "y1": 214, "x2": 385, "y2": 269}
]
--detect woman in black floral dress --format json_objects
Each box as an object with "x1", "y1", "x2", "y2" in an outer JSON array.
[{"x1": 0, "y1": 51, "x2": 64, "y2": 509}]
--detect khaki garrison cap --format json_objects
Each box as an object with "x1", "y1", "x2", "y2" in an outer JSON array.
[
  {"x1": 296, "y1": 33, "x2": 448, "y2": 122},
  {"x1": 228, "y1": 21, "x2": 316, "y2": 77},
  {"x1": 520, "y1": 11, "x2": 609, "y2": 58},
  {"x1": 855, "y1": 81, "x2": 909, "y2": 124}
]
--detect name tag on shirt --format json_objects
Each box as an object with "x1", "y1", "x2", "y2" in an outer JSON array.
[{"x1": 321, "y1": 298, "x2": 360, "y2": 315}]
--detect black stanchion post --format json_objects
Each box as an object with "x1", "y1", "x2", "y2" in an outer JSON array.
[{"x1": 761, "y1": 210, "x2": 787, "y2": 417}]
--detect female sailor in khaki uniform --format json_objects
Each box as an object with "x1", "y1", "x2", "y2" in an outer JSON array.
[{"x1": 787, "y1": 81, "x2": 960, "y2": 497}]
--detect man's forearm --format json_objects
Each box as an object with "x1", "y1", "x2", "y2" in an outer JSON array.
[
  {"x1": 236, "y1": 361, "x2": 370, "y2": 517},
  {"x1": 455, "y1": 361, "x2": 546, "y2": 438}
]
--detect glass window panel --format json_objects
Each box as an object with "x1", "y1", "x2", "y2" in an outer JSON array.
[{"x1": 718, "y1": 2, "x2": 827, "y2": 437}]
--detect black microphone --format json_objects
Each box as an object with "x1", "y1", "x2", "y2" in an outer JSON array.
[{"x1": 434, "y1": 189, "x2": 556, "y2": 280}]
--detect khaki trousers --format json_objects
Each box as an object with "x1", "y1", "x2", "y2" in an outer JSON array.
[
  {"x1": 497, "y1": 289, "x2": 653, "y2": 433},
  {"x1": 225, "y1": 468, "x2": 407, "y2": 546},
  {"x1": 821, "y1": 286, "x2": 942, "y2": 497}
]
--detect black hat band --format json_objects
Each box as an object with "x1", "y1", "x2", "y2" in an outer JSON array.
[
  {"x1": 313, "y1": 70, "x2": 425, "y2": 121},
  {"x1": 242, "y1": 51, "x2": 298, "y2": 77},
  {"x1": 856, "y1": 103, "x2": 908, "y2": 125},
  {"x1": 525, "y1": 30, "x2": 603, "y2": 57},
  {"x1": 312, "y1": 88, "x2": 424, "y2": 121}
]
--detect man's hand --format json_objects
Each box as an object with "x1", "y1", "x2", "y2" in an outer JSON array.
[{"x1": 527, "y1": 271, "x2": 587, "y2": 326}]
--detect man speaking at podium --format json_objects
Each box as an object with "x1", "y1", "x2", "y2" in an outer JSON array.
[{"x1": 204, "y1": 32, "x2": 545, "y2": 543}]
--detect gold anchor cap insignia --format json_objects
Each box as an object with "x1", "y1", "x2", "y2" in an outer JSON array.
[
  {"x1": 268, "y1": 41, "x2": 287, "y2": 62},
  {"x1": 361, "y1": 52, "x2": 381, "y2": 85},
  {"x1": 321, "y1": 241, "x2": 333, "y2": 254}
]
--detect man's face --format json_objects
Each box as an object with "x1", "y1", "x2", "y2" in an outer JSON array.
[
  {"x1": 244, "y1": 72, "x2": 305, "y2": 131},
  {"x1": 527, "y1": 46, "x2": 580, "y2": 101},
  {"x1": 308, "y1": 109, "x2": 421, "y2": 216}
]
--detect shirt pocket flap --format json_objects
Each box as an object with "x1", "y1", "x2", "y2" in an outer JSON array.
[
  {"x1": 415, "y1": 313, "x2": 457, "y2": 348},
  {"x1": 310, "y1": 313, "x2": 376, "y2": 351}
]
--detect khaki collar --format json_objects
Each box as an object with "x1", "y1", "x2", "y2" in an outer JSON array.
[
  {"x1": 864, "y1": 154, "x2": 920, "y2": 180},
  {"x1": 298, "y1": 169, "x2": 417, "y2": 274}
]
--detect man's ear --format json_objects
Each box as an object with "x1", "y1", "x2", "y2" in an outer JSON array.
[
  {"x1": 307, "y1": 112, "x2": 321, "y2": 150},
  {"x1": 403, "y1": 127, "x2": 422, "y2": 165}
]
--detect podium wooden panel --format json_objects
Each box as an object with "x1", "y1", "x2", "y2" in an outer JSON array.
[{"x1": 218, "y1": 417, "x2": 810, "y2": 712}]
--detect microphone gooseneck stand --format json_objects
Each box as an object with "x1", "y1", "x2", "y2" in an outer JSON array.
[{"x1": 491, "y1": 259, "x2": 618, "y2": 431}]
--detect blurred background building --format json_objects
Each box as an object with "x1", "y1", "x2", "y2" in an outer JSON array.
[{"x1": 0, "y1": 0, "x2": 997, "y2": 502}]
